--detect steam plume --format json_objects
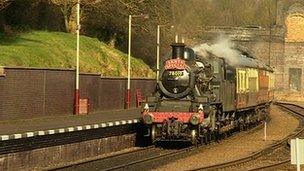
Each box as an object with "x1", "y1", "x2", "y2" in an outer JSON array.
[{"x1": 193, "y1": 34, "x2": 241, "y2": 65}]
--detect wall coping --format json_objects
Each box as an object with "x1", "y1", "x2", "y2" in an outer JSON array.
[
  {"x1": 0, "y1": 66, "x2": 154, "y2": 80},
  {"x1": 0, "y1": 66, "x2": 6, "y2": 77}
]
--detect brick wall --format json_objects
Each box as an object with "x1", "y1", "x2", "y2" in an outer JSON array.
[
  {"x1": 0, "y1": 67, "x2": 155, "y2": 120},
  {"x1": 195, "y1": 27, "x2": 286, "y2": 92},
  {"x1": 285, "y1": 14, "x2": 304, "y2": 42},
  {"x1": 278, "y1": 42, "x2": 304, "y2": 99}
]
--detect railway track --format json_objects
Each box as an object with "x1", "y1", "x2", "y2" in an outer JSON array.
[
  {"x1": 53, "y1": 144, "x2": 200, "y2": 171},
  {"x1": 55, "y1": 116, "x2": 265, "y2": 171},
  {"x1": 189, "y1": 102, "x2": 304, "y2": 171},
  {"x1": 54, "y1": 102, "x2": 303, "y2": 171}
]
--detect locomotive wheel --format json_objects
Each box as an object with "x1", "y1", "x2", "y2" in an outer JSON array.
[
  {"x1": 215, "y1": 130, "x2": 220, "y2": 143},
  {"x1": 204, "y1": 132, "x2": 209, "y2": 144},
  {"x1": 240, "y1": 124, "x2": 244, "y2": 131},
  {"x1": 151, "y1": 125, "x2": 156, "y2": 143},
  {"x1": 190, "y1": 129, "x2": 198, "y2": 146},
  {"x1": 202, "y1": 132, "x2": 209, "y2": 145}
]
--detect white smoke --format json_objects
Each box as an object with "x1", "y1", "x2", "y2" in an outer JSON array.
[{"x1": 193, "y1": 34, "x2": 241, "y2": 65}]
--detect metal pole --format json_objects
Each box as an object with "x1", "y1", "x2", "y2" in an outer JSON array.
[
  {"x1": 156, "y1": 25, "x2": 160, "y2": 82},
  {"x1": 75, "y1": 0, "x2": 80, "y2": 115},
  {"x1": 268, "y1": 0, "x2": 271, "y2": 66},
  {"x1": 264, "y1": 121, "x2": 267, "y2": 141},
  {"x1": 126, "y1": 15, "x2": 132, "y2": 109},
  {"x1": 296, "y1": 138, "x2": 300, "y2": 171}
]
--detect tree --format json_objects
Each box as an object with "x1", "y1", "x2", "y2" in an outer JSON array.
[
  {"x1": 50, "y1": 0, "x2": 99, "y2": 33},
  {"x1": 0, "y1": 0, "x2": 11, "y2": 11}
]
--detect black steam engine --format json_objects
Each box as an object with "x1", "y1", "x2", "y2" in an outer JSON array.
[{"x1": 141, "y1": 41, "x2": 274, "y2": 145}]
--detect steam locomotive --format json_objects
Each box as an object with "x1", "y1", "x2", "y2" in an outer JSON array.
[{"x1": 141, "y1": 42, "x2": 274, "y2": 145}]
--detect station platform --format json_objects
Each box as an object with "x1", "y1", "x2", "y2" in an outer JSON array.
[{"x1": 0, "y1": 108, "x2": 141, "y2": 141}]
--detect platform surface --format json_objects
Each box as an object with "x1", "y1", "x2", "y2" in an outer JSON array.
[{"x1": 0, "y1": 108, "x2": 141, "y2": 136}]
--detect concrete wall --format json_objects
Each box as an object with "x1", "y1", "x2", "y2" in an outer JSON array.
[{"x1": 0, "y1": 67, "x2": 155, "y2": 120}]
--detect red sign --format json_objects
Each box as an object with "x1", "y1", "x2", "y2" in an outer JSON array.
[
  {"x1": 79, "y1": 99, "x2": 89, "y2": 115},
  {"x1": 165, "y1": 59, "x2": 187, "y2": 70}
]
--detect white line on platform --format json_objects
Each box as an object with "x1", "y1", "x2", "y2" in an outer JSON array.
[
  {"x1": 0, "y1": 118, "x2": 139, "y2": 140},
  {"x1": 48, "y1": 130, "x2": 55, "y2": 134},
  {"x1": 14, "y1": 134, "x2": 22, "y2": 139},
  {"x1": 26, "y1": 132, "x2": 34, "y2": 137},
  {"x1": 67, "y1": 127, "x2": 74, "y2": 132},
  {"x1": 58, "y1": 129, "x2": 65, "y2": 133},
  {"x1": 76, "y1": 126, "x2": 83, "y2": 131},
  {"x1": 0, "y1": 135, "x2": 9, "y2": 141},
  {"x1": 38, "y1": 131, "x2": 45, "y2": 136}
]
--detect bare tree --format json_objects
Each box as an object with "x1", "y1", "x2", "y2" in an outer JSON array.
[
  {"x1": 0, "y1": 0, "x2": 11, "y2": 11},
  {"x1": 50, "y1": 0, "x2": 99, "y2": 32}
]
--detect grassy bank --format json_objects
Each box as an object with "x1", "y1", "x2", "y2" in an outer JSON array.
[{"x1": 0, "y1": 31, "x2": 154, "y2": 77}]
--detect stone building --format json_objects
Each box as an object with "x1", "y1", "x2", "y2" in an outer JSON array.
[{"x1": 193, "y1": 0, "x2": 304, "y2": 101}]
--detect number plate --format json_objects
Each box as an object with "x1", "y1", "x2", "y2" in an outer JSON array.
[{"x1": 168, "y1": 71, "x2": 184, "y2": 77}]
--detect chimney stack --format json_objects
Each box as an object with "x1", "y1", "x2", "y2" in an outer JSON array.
[{"x1": 171, "y1": 43, "x2": 185, "y2": 59}]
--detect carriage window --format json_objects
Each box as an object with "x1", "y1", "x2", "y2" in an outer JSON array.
[
  {"x1": 237, "y1": 72, "x2": 240, "y2": 93},
  {"x1": 289, "y1": 68, "x2": 302, "y2": 91},
  {"x1": 242, "y1": 73, "x2": 245, "y2": 91},
  {"x1": 248, "y1": 69, "x2": 258, "y2": 92},
  {"x1": 226, "y1": 69, "x2": 234, "y2": 80}
]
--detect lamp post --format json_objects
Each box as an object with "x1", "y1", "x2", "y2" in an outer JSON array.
[
  {"x1": 126, "y1": 14, "x2": 149, "y2": 109},
  {"x1": 75, "y1": 0, "x2": 81, "y2": 115},
  {"x1": 156, "y1": 25, "x2": 160, "y2": 82},
  {"x1": 127, "y1": 15, "x2": 131, "y2": 110},
  {"x1": 156, "y1": 25, "x2": 174, "y2": 82}
]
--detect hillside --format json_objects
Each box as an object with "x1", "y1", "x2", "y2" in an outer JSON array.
[{"x1": 0, "y1": 31, "x2": 154, "y2": 78}]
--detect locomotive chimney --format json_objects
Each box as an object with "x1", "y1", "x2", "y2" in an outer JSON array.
[{"x1": 171, "y1": 43, "x2": 185, "y2": 59}]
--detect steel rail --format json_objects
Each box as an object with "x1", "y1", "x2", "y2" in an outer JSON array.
[
  {"x1": 55, "y1": 102, "x2": 303, "y2": 171},
  {"x1": 190, "y1": 102, "x2": 304, "y2": 171},
  {"x1": 50, "y1": 145, "x2": 156, "y2": 170},
  {"x1": 58, "y1": 112, "x2": 266, "y2": 171},
  {"x1": 102, "y1": 146, "x2": 196, "y2": 171},
  {"x1": 247, "y1": 159, "x2": 290, "y2": 171}
]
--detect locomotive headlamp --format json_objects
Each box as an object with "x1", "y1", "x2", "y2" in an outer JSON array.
[
  {"x1": 198, "y1": 104, "x2": 204, "y2": 112},
  {"x1": 190, "y1": 114, "x2": 200, "y2": 125},
  {"x1": 143, "y1": 114, "x2": 154, "y2": 124},
  {"x1": 143, "y1": 103, "x2": 149, "y2": 112}
]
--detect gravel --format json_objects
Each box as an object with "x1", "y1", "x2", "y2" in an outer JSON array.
[{"x1": 155, "y1": 105, "x2": 299, "y2": 171}]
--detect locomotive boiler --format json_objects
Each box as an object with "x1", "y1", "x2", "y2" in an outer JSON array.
[{"x1": 141, "y1": 41, "x2": 274, "y2": 145}]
